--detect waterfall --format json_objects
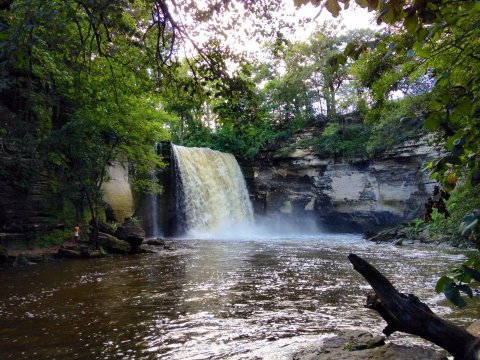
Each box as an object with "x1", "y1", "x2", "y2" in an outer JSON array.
[
  {"x1": 172, "y1": 145, "x2": 253, "y2": 236},
  {"x1": 146, "y1": 143, "x2": 160, "y2": 238},
  {"x1": 148, "y1": 173, "x2": 160, "y2": 238}
]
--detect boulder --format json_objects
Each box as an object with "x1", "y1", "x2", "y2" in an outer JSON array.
[
  {"x1": 98, "y1": 232, "x2": 131, "y2": 254},
  {"x1": 13, "y1": 255, "x2": 36, "y2": 266},
  {"x1": 97, "y1": 220, "x2": 116, "y2": 236},
  {"x1": 114, "y1": 219, "x2": 145, "y2": 248},
  {"x1": 366, "y1": 225, "x2": 405, "y2": 243},
  {"x1": 57, "y1": 248, "x2": 82, "y2": 259},
  {"x1": 145, "y1": 238, "x2": 166, "y2": 246}
]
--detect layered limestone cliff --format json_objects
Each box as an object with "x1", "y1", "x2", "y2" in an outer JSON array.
[{"x1": 248, "y1": 128, "x2": 441, "y2": 234}]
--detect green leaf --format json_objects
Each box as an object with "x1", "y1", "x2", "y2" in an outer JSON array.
[
  {"x1": 380, "y1": 7, "x2": 397, "y2": 24},
  {"x1": 461, "y1": 266, "x2": 480, "y2": 282},
  {"x1": 434, "y1": 72, "x2": 450, "y2": 87},
  {"x1": 355, "y1": 0, "x2": 369, "y2": 8},
  {"x1": 344, "y1": 42, "x2": 356, "y2": 57},
  {"x1": 416, "y1": 27, "x2": 429, "y2": 42},
  {"x1": 435, "y1": 275, "x2": 453, "y2": 293},
  {"x1": 337, "y1": 54, "x2": 347, "y2": 65},
  {"x1": 325, "y1": 0, "x2": 341, "y2": 17},
  {"x1": 444, "y1": 283, "x2": 466, "y2": 307},
  {"x1": 457, "y1": 284, "x2": 474, "y2": 298},
  {"x1": 424, "y1": 115, "x2": 440, "y2": 131},
  {"x1": 404, "y1": 14, "x2": 419, "y2": 33},
  {"x1": 367, "y1": 0, "x2": 378, "y2": 12}
]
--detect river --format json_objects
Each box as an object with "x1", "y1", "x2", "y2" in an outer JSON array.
[{"x1": 0, "y1": 234, "x2": 477, "y2": 359}]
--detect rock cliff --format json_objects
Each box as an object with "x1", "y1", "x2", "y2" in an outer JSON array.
[{"x1": 247, "y1": 127, "x2": 441, "y2": 234}]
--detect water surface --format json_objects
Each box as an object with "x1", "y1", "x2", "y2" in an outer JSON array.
[{"x1": 0, "y1": 234, "x2": 477, "y2": 359}]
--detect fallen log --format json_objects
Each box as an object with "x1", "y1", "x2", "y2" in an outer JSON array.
[{"x1": 348, "y1": 253, "x2": 480, "y2": 360}]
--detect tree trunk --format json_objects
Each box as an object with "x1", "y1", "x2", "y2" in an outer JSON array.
[
  {"x1": 348, "y1": 253, "x2": 480, "y2": 360},
  {"x1": 90, "y1": 214, "x2": 99, "y2": 250}
]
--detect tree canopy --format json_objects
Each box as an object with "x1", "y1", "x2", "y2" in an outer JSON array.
[{"x1": 1, "y1": 0, "x2": 479, "y2": 251}]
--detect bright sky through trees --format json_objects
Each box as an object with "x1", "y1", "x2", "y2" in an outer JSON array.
[{"x1": 174, "y1": 1, "x2": 380, "y2": 61}]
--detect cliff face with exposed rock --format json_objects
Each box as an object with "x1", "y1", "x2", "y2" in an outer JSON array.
[{"x1": 247, "y1": 127, "x2": 441, "y2": 234}]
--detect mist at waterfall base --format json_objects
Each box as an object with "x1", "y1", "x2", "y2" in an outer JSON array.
[{"x1": 169, "y1": 145, "x2": 320, "y2": 240}]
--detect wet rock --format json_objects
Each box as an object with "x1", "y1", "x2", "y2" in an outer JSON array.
[
  {"x1": 416, "y1": 228, "x2": 433, "y2": 243},
  {"x1": 114, "y1": 219, "x2": 145, "y2": 248},
  {"x1": 98, "y1": 232, "x2": 131, "y2": 254},
  {"x1": 393, "y1": 238, "x2": 403, "y2": 246},
  {"x1": 57, "y1": 248, "x2": 82, "y2": 259},
  {"x1": 136, "y1": 245, "x2": 157, "y2": 254},
  {"x1": 291, "y1": 330, "x2": 444, "y2": 360},
  {"x1": 164, "y1": 243, "x2": 176, "y2": 251},
  {"x1": 13, "y1": 255, "x2": 36, "y2": 266},
  {"x1": 367, "y1": 225, "x2": 406, "y2": 243},
  {"x1": 146, "y1": 238, "x2": 166, "y2": 246},
  {"x1": 97, "y1": 220, "x2": 116, "y2": 236},
  {"x1": 88, "y1": 250, "x2": 103, "y2": 259}
]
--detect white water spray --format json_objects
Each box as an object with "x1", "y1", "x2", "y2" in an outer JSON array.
[{"x1": 172, "y1": 145, "x2": 254, "y2": 237}]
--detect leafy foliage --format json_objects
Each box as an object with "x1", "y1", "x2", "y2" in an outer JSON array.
[
  {"x1": 316, "y1": 122, "x2": 371, "y2": 160},
  {"x1": 436, "y1": 255, "x2": 480, "y2": 307},
  {"x1": 428, "y1": 185, "x2": 480, "y2": 247}
]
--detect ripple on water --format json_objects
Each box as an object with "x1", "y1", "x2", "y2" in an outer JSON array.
[{"x1": 0, "y1": 235, "x2": 477, "y2": 359}]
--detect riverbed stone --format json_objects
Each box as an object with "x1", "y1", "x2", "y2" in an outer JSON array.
[
  {"x1": 291, "y1": 331, "x2": 444, "y2": 360},
  {"x1": 98, "y1": 232, "x2": 131, "y2": 254}
]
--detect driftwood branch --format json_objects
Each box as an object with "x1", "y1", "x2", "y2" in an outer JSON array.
[{"x1": 348, "y1": 253, "x2": 480, "y2": 360}]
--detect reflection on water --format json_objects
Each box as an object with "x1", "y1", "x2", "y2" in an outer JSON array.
[{"x1": 0, "y1": 234, "x2": 477, "y2": 359}]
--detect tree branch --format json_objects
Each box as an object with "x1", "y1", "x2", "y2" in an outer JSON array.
[{"x1": 348, "y1": 253, "x2": 480, "y2": 360}]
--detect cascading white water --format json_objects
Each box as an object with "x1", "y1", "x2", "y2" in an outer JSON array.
[{"x1": 172, "y1": 144, "x2": 254, "y2": 236}]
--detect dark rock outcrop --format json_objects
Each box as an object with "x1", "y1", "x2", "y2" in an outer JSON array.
[
  {"x1": 114, "y1": 219, "x2": 145, "y2": 248},
  {"x1": 97, "y1": 220, "x2": 117, "y2": 236},
  {"x1": 98, "y1": 232, "x2": 131, "y2": 254}
]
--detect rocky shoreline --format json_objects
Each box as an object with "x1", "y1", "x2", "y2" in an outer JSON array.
[
  {"x1": 366, "y1": 222, "x2": 478, "y2": 249},
  {"x1": 0, "y1": 219, "x2": 177, "y2": 267}
]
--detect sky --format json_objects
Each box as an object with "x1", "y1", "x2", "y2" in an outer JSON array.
[
  {"x1": 176, "y1": 1, "x2": 381, "y2": 61},
  {"x1": 288, "y1": 2, "x2": 380, "y2": 40}
]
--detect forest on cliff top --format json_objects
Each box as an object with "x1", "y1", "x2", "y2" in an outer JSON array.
[{"x1": 0, "y1": 1, "x2": 479, "y2": 286}]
